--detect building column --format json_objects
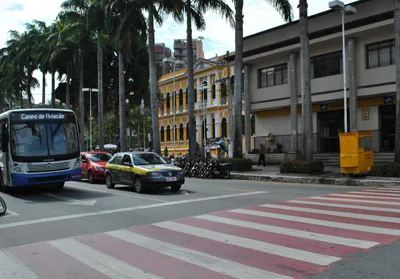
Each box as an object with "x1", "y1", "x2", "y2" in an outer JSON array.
[
  {"x1": 244, "y1": 64, "x2": 251, "y2": 154},
  {"x1": 289, "y1": 52, "x2": 299, "y2": 156},
  {"x1": 196, "y1": 79, "x2": 201, "y2": 109},
  {"x1": 348, "y1": 37, "x2": 358, "y2": 132},
  {"x1": 214, "y1": 113, "x2": 221, "y2": 138},
  {"x1": 196, "y1": 115, "x2": 201, "y2": 143},
  {"x1": 206, "y1": 113, "x2": 212, "y2": 138},
  {"x1": 207, "y1": 75, "x2": 211, "y2": 106}
]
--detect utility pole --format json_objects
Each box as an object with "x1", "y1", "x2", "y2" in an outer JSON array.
[{"x1": 83, "y1": 88, "x2": 98, "y2": 151}]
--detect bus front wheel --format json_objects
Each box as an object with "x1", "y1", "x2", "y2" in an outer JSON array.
[{"x1": 54, "y1": 182, "x2": 65, "y2": 189}]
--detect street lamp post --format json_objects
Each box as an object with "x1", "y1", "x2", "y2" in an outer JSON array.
[
  {"x1": 329, "y1": 1, "x2": 356, "y2": 133},
  {"x1": 83, "y1": 88, "x2": 98, "y2": 150},
  {"x1": 163, "y1": 58, "x2": 184, "y2": 155}
]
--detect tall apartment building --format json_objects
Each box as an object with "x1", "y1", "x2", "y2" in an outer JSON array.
[
  {"x1": 155, "y1": 43, "x2": 172, "y2": 76},
  {"x1": 173, "y1": 39, "x2": 205, "y2": 70}
]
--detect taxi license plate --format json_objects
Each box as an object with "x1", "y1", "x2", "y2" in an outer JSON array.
[{"x1": 166, "y1": 177, "x2": 177, "y2": 182}]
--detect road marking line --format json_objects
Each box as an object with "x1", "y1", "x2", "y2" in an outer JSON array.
[
  {"x1": 66, "y1": 184, "x2": 168, "y2": 203},
  {"x1": 49, "y1": 238, "x2": 162, "y2": 279},
  {"x1": 2, "y1": 210, "x2": 19, "y2": 218},
  {"x1": 154, "y1": 221, "x2": 341, "y2": 265},
  {"x1": 260, "y1": 204, "x2": 400, "y2": 223},
  {"x1": 0, "y1": 191, "x2": 268, "y2": 229},
  {"x1": 310, "y1": 196, "x2": 400, "y2": 205},
  {"x1": 289, "y1": 200, "x2": 400, "y2": 213},
  {"x1": 107, "y1": 230, "x2": 290, "y2": 279},
  {"x1": 0, "y1": 250, "x2": 40, "y2": 279},
  {"x1": 214, "y1": 187, "x2": 259, "y2": 192},
  {"x1": 328, "y1": 193, "x2": 400, "y2": 201},
  {"x1": 230, "y1": 209, "x2": 400, "y2": 235},
  {"x1": 195, "y1": 215, "x2": 378, "y2": 249},
  {"x1": 44, "y1": 193, "x2": 97, "y2": 206},
  {"x1": 351, "y1": 191, "x2": 400, "y2": 197}
]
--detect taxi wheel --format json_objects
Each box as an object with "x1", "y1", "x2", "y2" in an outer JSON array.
[
  {"x1": 134, "y1": 177, "x2": 144, "y2": 193},
  {"x1": 171, "y1": 185, "x2": 181, "y2": 192},
  {"x1": 105, "y1": 173, "x2": 115, "y2": 189},
  {"x1": 87, "y1": 171, "x2": 94, "y2": 184}
]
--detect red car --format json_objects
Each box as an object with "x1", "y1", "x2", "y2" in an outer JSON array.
[{"x1": 81, "y1": 152, "x2": 112, "y2": 183}]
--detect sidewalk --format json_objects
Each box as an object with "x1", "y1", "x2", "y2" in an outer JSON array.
[{"x1": 231, "y1": 165, "x2": 400, "y2": 187}]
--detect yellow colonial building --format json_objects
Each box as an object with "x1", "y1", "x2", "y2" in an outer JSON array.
[{"x1": 158, "y1": 57, "x2": 234, "y2": 156}]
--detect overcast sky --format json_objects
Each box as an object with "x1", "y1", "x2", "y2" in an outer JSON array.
[{"x1": 0, "y1": 0, "x2": 358, "y2": 103}]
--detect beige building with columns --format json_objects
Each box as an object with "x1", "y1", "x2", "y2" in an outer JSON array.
[
  {"x1": 234, "y1": 0, "x2": 396, "y2": 157},
  {"x1": 158, "y1": 56, "x2": 252, "y2": 156}
]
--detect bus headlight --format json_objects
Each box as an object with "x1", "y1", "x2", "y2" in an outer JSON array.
[
  {"x1": 74, "y1": 159, "x2": 81, "y2": 168},
  {"x1": 14, "y1": 166, "x2": 22, "y2": 173}
]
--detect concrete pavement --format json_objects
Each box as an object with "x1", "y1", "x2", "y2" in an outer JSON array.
[
  {"x1": 0, "y1": 179, "x2": 400, "y2": 278},
  {"x1": 231, "y1": 165, "x2": 400, "y2": 186}
]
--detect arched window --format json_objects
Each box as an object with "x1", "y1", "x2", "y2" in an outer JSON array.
[
  {"x1": 221, "y1": 81, "x2": 227, "y2": 104},
  {"x1": 251, "y1": 115, "x2": 256, "y2": 136},
  {"x1": 179, "y1": 89, "x2": 183, "y2": 112},
  {"x1": 166, "y1": 93, "x2": 170, "y2": 114},
  {"x1": 173, "y1": 91, "x2": 176, "y2": 113},
  {"x1": 166, "y1": 125, "x2": 171, "y2": 141},
  {"x1": 221, "y1": 118, "x2": 227, "y2": 138},
  {"x1": 212, "y1": 83, "x2": 216, "y2": 99},
  {"x1": 179, "y1": 123, "x2": 184, "y2": 141},
  {"x1": 186, "y1": 123, "x2": 189, "y2": 140},
  {"x1": 174, "y1": 124, "x2": 178, "y2": 141},
  {"x1": 185, "y1": 87, "x2": 188, "y2": 106},
  {"x1": 160, "y1": 126, "x2": 165, "y2": 142}
]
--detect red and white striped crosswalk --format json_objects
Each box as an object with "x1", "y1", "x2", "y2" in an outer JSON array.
[{"x1": 3, "y1": 187, "x2": 400, "y2": 279}]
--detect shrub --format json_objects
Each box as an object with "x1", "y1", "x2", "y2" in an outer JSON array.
[
  {"x1": 218, "y1": 158, "x2": 253, "y2": 172},
  {"x1": 370, "y1": 162, "x2": 400, "y2": 177},
  {"x1": 280, "y1": 159, "x2": 324, "y2": 174}
]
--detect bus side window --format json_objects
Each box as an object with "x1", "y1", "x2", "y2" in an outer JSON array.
[{"x1": 0, "y1": 124, "x2": 8, "y2": 152}]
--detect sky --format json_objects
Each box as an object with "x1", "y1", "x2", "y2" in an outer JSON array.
[{"x1": 0, "y1": 0, "x2": 358, "y2": 104}]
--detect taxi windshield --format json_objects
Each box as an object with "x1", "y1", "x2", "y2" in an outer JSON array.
[{"x1": 132, "y1": 153, "x2": 166, "y2": 165}]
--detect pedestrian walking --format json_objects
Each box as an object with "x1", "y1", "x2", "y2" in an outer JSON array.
[{"x1": 258, "y1": 144, "x2": 266, "y2": 167}]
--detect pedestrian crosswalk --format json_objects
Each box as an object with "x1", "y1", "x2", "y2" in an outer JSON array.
[{"x1": 3, "y1": 187, "x2": 400, "y2": 279}]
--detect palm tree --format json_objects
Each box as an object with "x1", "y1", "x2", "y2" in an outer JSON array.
[
  {"x1": 299, "y1": 0, "x2": 312, "y2": 161},
  {"x1": 186, "y1": 0, "x2": 234, "y2": 158},
  {"x1": 59, "y1": 0, "x2": 95, "y2": 151},
  {"x1": 104, "y1": 0, "x2": 147, "y2": 152},
  {"x1": 232, "y1": 0, "x2": 292, "y2": 158}
]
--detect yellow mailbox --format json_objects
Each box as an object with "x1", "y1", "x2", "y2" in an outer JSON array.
[{"x1": 339, "y1": 132, "x2": 373, "y2": 175}]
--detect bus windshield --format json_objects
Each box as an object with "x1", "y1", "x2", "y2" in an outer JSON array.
[{"x1": 9, "y1": 111, "x2": 79, "y2": 161}]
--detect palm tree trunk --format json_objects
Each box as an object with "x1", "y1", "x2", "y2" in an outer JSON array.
[
  {"x1": 186, "y1": 0, "x2": 196, "y2": 158},
  {"x1": 233, "y1": 1, "x2": 244, "y2": 158},
  {"x1": 0, "y1": 91, "x2": 4, "y2": 113},
  {"x1": 394, "y1": 0, "x2": 400, "y2": 162},
  {"x1": 97, "y1": 36, "x2": 104, "y2": 152},
  {"x1": 66, "y1": 65, "x2": 70, "y2": 108},
  {"x1": 299, "y1": 0, "x2": 313, "y2": 161},
  {"x1": 27, "y1": 72, "x2": 32, "y2": 108},
  {"x1": 79, "y1": 50, "x2": 85, "y2": 152},
  {"x1": 148, "y1": 6, "x2": 161, "y2": 154},
  {"x1": 42, "y1": 71, "x2": 46, "y2": 104},
  {"x1": 51, "y1": 72, "x2": 56, "y2": 108},
  {"x1": 118, "y1": 49, "x2": 127, "y2": 152},
  {"x1": 20, "y1": 90, "x2": 23, "y2": 109}
]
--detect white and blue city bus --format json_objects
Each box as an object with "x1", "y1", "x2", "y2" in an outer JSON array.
[{"x1": 0, "y1": 109, "x2": 82, "y2": 191}]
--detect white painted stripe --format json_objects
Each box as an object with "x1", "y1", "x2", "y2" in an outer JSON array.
[
  {"x1": 310, "y1": 196, "x2": 400, "y2": 205},
  {"x1": 0, "y1": 191, "x2": 267, "y2": 230},
  {"x1": 328, "y1": 194, "x2": 400, "y2": 201},
  {"x1": 352, "y1": 191, "x2": 400, "y2": 197},
  {"x1": 49, "y1": 238, "x2": 163, "y2": 279},
  {"x1": 195, "y1": 214, "x2": 377, "y2": 249},
  {"x1": 107, "y1": 230, "x2": 291, "y2": 279},
  {"x1": 230, "y1": 209, "x2": 400, "y2": 236},
  {"x1": 154, "y1": 221, "x2": 341, "y2": 265},
  {"x1": 377, "y1": 188, "x2": 400, "y2": 191},
  {"x1": 364, "y1": 190, "x2": 400, "y2": 195},
  {"x1": 289, "y1": 200, "x2": 400, "y2": 213},
  {"x1": 260, "y1": 204, "x2": 400, "y2": 223},
  {"x1": 0, "y1": 249, "x2": 40, "y2": 279}
]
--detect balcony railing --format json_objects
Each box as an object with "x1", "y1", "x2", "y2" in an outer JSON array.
[
  {"x1": 179, "y1": 105, "x2": 183, "y2": 112},
  {"x1": 167, "y1": 108, "x2": 170, "y2": 114},
  {"x1": 221, "y1": 97, "x2": 227, "y2": 105}
]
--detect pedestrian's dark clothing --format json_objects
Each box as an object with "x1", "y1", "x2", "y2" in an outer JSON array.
[{"x1": 258, "y1": 145, "x2": 266, "y2": 167}]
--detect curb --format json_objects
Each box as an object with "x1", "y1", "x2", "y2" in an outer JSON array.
[{"x1": 230, "y1": 173, "x2": 400, "y2": 187}]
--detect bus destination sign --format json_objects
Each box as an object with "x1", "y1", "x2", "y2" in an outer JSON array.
[{"x1": 11, "y1": 112, "x2": 73, "y2": 122}]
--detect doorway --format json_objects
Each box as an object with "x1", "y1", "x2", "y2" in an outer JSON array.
[
  {"x1": 318, "y1": 110, "x2": 348, "y2": 153},
  {"x1": 380, "y1": 105, "x2": 395, "y2": 151}
]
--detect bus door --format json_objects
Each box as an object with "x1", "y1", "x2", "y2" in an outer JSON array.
[{"x1": 0, "y1": 122, "x2": 10, "y2": 185}]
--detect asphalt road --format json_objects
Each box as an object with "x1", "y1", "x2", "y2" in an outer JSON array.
[{"x1": 0, "y1": 178, "x2": 399, "y2": 278}]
